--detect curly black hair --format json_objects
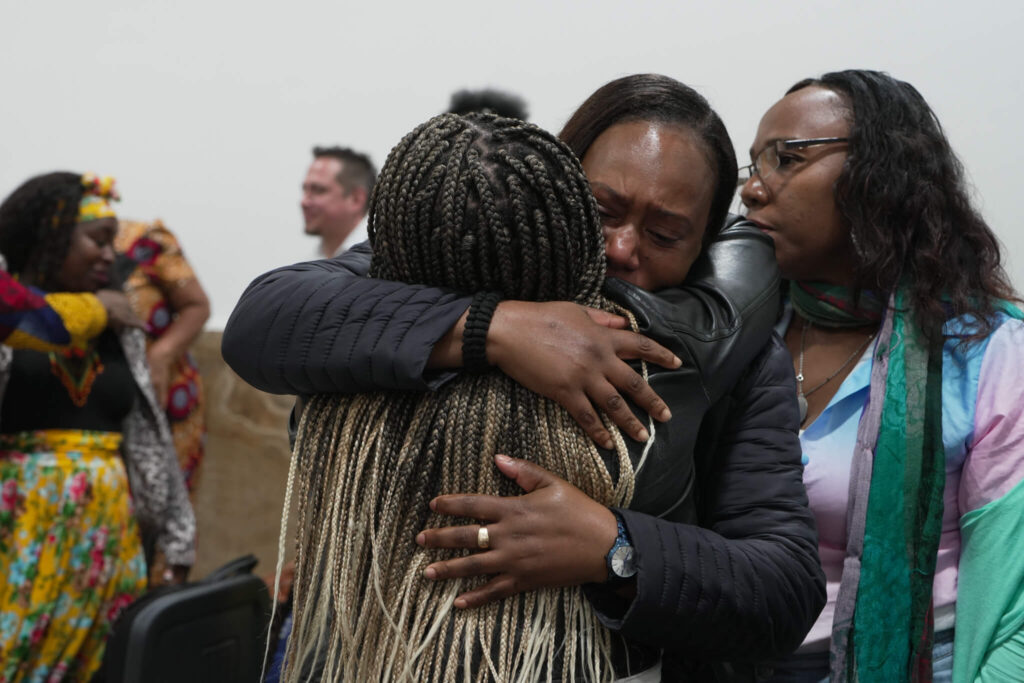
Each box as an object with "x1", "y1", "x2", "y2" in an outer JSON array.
[
  {"x1": 789, "y1": 70, "x2": 1017, "y2": 341},
  {"x1": 558, "y1": 73, "x2": 737, "y2": 244},
  {"x1": 0, "y1": 172, "x2": 83, "y2": 290}
]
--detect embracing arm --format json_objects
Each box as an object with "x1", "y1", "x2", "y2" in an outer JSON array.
[
  {"x1": 222, "y1": 241, "x2": 472, "y2": 394},
  {"x1": 222, "y1": 242, "x2": 677, "y2": 443},
  {"x1": 223, "y1": 218, "x2": 775, "y2": 445},
  {"x1": 587, "y1": 336, "x2": 825, "y2": 659}
]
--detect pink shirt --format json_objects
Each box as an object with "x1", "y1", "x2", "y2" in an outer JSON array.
[{"x1": 781, "y1": 311, "x2": 1024, "y2": 652}]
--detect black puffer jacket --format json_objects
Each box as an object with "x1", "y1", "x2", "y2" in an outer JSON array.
[
  {"x1": 222, "y1": 218, "x2": 824, "y2": 680},
  {"x1": 223, "y1": 241, "x2": 470, "y2": 396},
  {"x1": 588, "y1": 335, "x2": 820, "y2": 681}
]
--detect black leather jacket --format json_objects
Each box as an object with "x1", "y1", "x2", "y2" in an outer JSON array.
[
  {"x1": 600, "y1": 217, "x2": 780, "y2": 522},
  {"x1": 223, "y1": 216, "x2": 824, "y2": 681}
]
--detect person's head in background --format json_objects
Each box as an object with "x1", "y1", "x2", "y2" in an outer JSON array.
[
  {"x1": 301, "y1": 146, "x2": 377, "y2": 258},
  {"x1": 0, "y1": 172, "x2": 119, "y2": 292},
  {"x1": 558, "y1": 74, "x2": 737, "y2": 292},
  {"x1": 447, "y1": 88, "x2": 529, "y2": 120}
]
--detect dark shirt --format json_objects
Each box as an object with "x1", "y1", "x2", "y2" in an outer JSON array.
[{"x1": 2, "y1": 329, "x2": 134, "y2": 433}]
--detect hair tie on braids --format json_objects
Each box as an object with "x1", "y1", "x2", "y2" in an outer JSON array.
[
  {"x1": 283, "y1": 113, "x2": 636, "y2": 682},
  {"x1": 462, "y1": 292, "x2": 501, "y2": 371}
]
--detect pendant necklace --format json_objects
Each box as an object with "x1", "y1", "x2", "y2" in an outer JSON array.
[
  {"x1": 796, "y1": 319, "x2": 873, "y2": 424},
  {"x1": 49, "y1": 341, "x2": 105, "y2": 408}
]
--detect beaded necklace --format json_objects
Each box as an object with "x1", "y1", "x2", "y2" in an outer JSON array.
[{"x1": 49, "y1": 341, "x2": 105, "y2": 407}]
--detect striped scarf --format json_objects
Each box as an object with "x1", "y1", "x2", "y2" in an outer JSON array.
[{"x1": 792, "y1": 282, "x2": 943, "y2": 682}]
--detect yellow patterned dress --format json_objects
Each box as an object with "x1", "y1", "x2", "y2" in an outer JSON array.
[
  {"x1": 115, "y1": 220, "x2": 206, "y2": 495},
  {"x1": 0, "y1": 329, "x2": 149, "y2": 681},
  {"x1": 0, "y1": 433, "x2": 147, "y2": 681}
]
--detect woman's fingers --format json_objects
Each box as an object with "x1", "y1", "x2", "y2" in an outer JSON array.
[
  {"x1": 610, "y1": 328, "x2": 682, "y2": 370},
  {"x1": 583, "y1": 307, "x2": 629, "y2": 329},
  {"x1": 604, "y1": 360, "x2": 673, "y2": 424},
  {"x1": 417, "y1": 524, "x2": 487, "y2": 550},
  {"x1": 585, "y1": 377, "x2": 650, "y2": 442},
  {"x1": 453, "y1": 575, "x2": 521, "y2": 609},
  {"x1": 420, "y1": 463, "x2": 617, "y2": 599},
  {"x1": 561, "y1": 394, "x2": 615, "y2": 450},
  {"x1": 429, "y1": 493, "x2": 507, "y2": 521},
  {"x1": 423, "y1": 552, "x2": 499, "y2": 582},
  {"x1": 487, "y1": 300, "x2": 675, "y2": 445},
  {"x1": 492, "y1": 455, "x2": 554, "y2": 493},
  {"x1": 424, "y1": 559, "x2": 522, "y2": 609}
]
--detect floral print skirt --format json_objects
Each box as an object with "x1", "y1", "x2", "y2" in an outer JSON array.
[{"x1": 0, "y1": 430, "x2": 147, "y2": 682}]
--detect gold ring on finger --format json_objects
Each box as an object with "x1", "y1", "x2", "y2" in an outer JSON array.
[{"x1": 477, "y1": 526, "x2": 490, "y2": 550}]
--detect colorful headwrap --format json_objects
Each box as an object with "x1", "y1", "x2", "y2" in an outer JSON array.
[{"x1": 77, "y1": 173, "x2": 120, "y2": 223}]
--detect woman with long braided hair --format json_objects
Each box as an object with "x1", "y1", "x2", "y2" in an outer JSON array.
[
  {"x1": 231, "y1": 74, "x2": 823, "y2": 681},
  {"x1": 284, "y1": 113, "x2": 640, "y2": 681},
  {"x1": 0, "y1": 172, "x2": 194, "y2": 680}
]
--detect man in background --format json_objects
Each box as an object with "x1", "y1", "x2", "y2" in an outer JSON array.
[{"x1": 301, "y1": 146, "x2": 376, "y2": 258}]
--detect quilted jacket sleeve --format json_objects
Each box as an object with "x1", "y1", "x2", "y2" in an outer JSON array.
[
  {"x1": 221, "y1": 242, "x2": 472, "y2": 395},
  {"x1": 586, "y1": 335, "x2": 825, "y2": 660},
  {"x1": 223, "y1": 218, "x2": 777, "y2": 400}
]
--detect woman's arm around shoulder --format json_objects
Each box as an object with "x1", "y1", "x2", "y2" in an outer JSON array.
[{"x1": 221, "y1": 241, "x2": 473, "y2": 395}]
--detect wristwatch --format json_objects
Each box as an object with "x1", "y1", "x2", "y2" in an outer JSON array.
[{"x1": 605, "y1": 512, "x2": 637, "y2": 583}]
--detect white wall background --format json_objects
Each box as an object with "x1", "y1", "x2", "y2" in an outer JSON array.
[{"x1": 3, "y1": 1, "x2": 1021, "y2": 328}]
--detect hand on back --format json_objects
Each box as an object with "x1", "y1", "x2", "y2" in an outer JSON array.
[{"x1": 487, "y1": 300, "x2": 679, "y2": 448}]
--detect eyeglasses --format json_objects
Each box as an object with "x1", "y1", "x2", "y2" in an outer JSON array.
[{"x1": 737, "y1": 137, "x2": 849, "y2": 187}]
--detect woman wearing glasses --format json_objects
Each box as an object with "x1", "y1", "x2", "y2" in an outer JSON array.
[{"x1": 740, "y1": 70, "x2": 1024, "y2": 682}]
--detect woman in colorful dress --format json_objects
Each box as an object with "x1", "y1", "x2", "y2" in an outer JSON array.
[
  {"x1": 0, "y1": 172, "x2": 195, "y2": 681},
  {"x1": 738, "y1": 69, "x2": 1024, "y2": 682},
  {"x1": 115, "y1": 219, "x2": 209, "y2": 495}
]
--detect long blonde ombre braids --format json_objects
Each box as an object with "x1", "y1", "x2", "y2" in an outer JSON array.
[{"x1": 281, "y1": 113, "x2": 636, "y2": 682}]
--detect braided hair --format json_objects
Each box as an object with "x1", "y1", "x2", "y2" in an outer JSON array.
[
  {"x1": 283, "y1": 114, "x2": 635, "y2": 682},
  {"x1": 0, "y1": 172, "x2": 84, "y2": 289}
]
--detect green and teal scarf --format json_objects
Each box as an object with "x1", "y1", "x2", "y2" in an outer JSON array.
[{"x1": 792, "y1": 281, "x2": 944, "y2": 683}]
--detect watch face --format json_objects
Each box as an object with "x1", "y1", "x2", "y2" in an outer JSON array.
[{"x1": 611, "y1": 545, "x2": 637, "y2": 578}]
